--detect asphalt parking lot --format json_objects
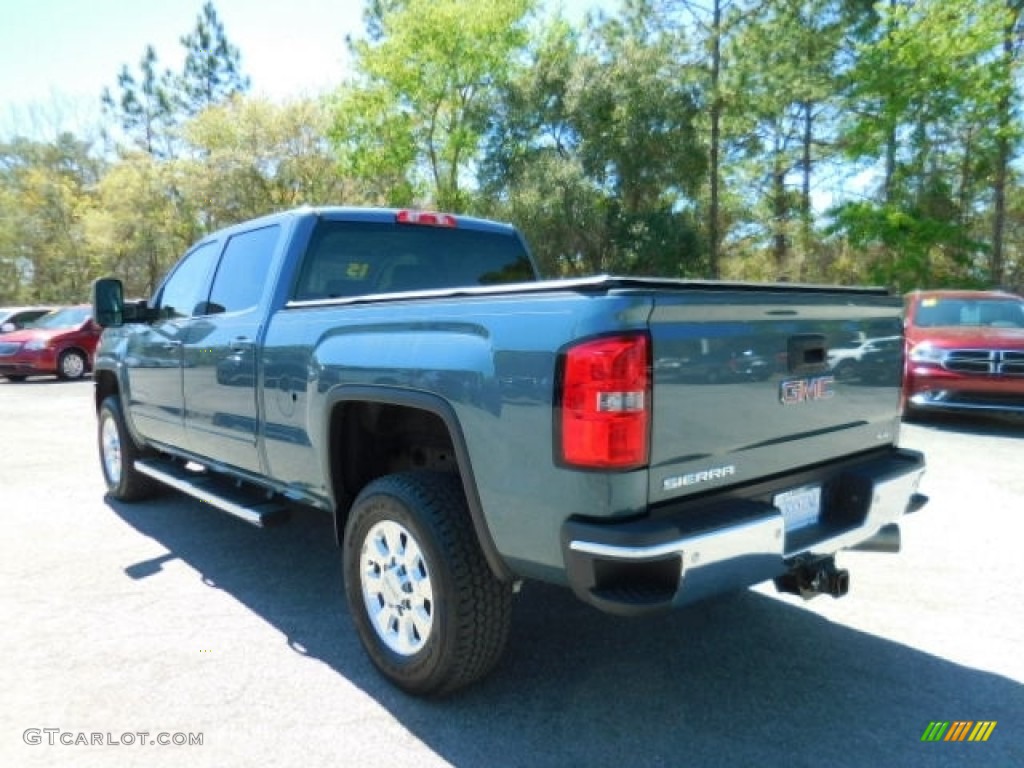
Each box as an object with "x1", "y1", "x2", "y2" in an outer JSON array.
[{"x1": 1, "y1": 378, "x2": 1022, "y2": 768}]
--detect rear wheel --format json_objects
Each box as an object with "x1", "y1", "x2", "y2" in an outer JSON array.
[
  {"x1": 57, "y1": 349, "x2": 88, "y2": 380},
  {"x1": 3, "y1": 375, "x2": 27, "y2": 382},
  {"x1": 98, "y1": 396, "x2": 159, "y2": 501},
  {"x1": 343, "y1": 471, "x2": 512, "y2": 696}
]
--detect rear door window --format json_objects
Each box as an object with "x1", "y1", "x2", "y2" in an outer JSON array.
[
  {"x1": 155, "y1": 242, "x2": 219, "y2": 319},
  {"x1": 207, "y1": 225, "x2": 280, "y2": 314}
]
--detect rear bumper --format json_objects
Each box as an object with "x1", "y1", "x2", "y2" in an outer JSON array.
[{"x1": 561, "y1": 448, "x2": 926, "y2": 615}]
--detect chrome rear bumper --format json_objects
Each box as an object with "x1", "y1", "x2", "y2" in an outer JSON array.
[{"x1": 562, "y1": 449, "x2": 927, "y2": 615}]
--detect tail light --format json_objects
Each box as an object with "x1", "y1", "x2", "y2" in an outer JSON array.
[
  {"x1": 396, "y1": 209, "x2": 457, "y2": 228},
  {"x1": 558, "y1": 333, "x2": 651, "y2": 470}
]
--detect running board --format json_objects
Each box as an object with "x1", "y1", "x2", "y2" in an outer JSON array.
[{"x1": 134, "y1": 459, "x2": 290, "y2": 528}]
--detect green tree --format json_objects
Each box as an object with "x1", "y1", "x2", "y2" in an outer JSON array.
[
  {"x1": 0, "y1": 134, "x2": 104, "y2": 302},
  {"x1": 478, "y1": 18, "x2": 603, "y2": 275},
  {"x1": 84, "y1": 153, "x2": 195, "y2": 297},
  {"x1": 670, "y1": 0, "x2": 750, "y2": 278},
  {"x1": 725, "y1": 0, "x2": 844, "y2": 278},
  {"x1": 179, "y1": 1, "x2": 251, "y2": 117},
  {"x1": 481, "y1": 4, "x2": 705, "y2": 276},
  {"x1": 181, "y1": 96, "x2": 357, "y2": 230},
  {"x1": 830, "y1": 0, "x2": 1008, "y2": 288},
  {"x1": 100, "y1": 45, "x2": 177, "y2": 157},
  {"x1": 331, "y1": 0, "x2": 535, "y2": 210}
]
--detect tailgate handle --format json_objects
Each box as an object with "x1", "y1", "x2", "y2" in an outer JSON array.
[{"x1": 787, "y1": 334, "x2": 827, "y2": 374}]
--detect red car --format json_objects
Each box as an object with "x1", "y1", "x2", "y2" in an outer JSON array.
[
  {"x1": 0, "y1": 305, "x2": 101, "y2": 382},
  {"x1": 903, "y1": 289, "x2": 1024, "y2": 417}
]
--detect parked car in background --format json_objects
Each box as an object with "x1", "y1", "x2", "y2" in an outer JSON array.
[
  {"x1": 904, "y1": 289, "x2": 1024, "y2": 417},
  {"x1": 827, "y1": 335, "x2": 903, "y2": 382},
  {"x1": 0, "y1": 306, "x2": 53, "y2": 333},
  {"x1": 857, "y1": 337, "x2": 905, "y2": 385},
  {"x1": 0, "y1": 305, "x2": 100, "y2": 381},
  {"x1": 655, "y1": 338, "x2": 773, "y2": 383}
]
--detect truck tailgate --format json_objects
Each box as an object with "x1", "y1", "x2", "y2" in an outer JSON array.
[{"x1": 647, "y1": 288, "x2": 904, "y2": 505}]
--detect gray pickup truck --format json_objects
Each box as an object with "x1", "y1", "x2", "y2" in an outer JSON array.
[{"x1": 91, "y1": 206, "x2": 927, "y2": 695}]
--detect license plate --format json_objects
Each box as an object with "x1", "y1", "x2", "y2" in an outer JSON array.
[{"x1": 774, "y1": 484, "x2": 821, "y2": 530}]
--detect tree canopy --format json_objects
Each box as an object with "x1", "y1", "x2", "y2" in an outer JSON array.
[{"x1": 1, "y1": 0, "x2": 1023, "y2": 306}]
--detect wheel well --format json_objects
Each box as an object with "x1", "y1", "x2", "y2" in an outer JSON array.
[
  {"x1": 94, "y1": 370, "x2": 119, "y2": 412},
  {"x1": 329, "y1": 401, "x2": 459, "y2": 534}
]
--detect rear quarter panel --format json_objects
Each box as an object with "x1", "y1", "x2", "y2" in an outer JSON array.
[{"x1": 261, "y1": 290, "x2": 654, "y2": 582}]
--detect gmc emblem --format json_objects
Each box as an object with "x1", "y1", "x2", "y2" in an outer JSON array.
[{"x1": 780, "y1": 375, "x2": 835, "y2": 404}]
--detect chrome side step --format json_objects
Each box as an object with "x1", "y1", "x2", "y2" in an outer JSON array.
[{"x1": 134, "y1": 459, "x2": 290, "y2": 527}]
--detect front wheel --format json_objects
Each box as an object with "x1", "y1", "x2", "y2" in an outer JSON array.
[
  {"x1": 98, "y1": 396, "x2": 158, "y2": 501},
  {"x1": 57, "y1": 349, "x2": 88, "y2": 380},
  {"x1": 343, "y1": 471, "x2": 512, "y2": 696}
]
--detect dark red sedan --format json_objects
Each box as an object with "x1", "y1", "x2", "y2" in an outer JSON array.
[{"x1": 0, "y1": 305, "x2": 101, "y2": 382}]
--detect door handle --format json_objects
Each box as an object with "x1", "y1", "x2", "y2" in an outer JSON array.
[
  {"x1": 787, "y1": 334, "x2": 827, "y2": 374},
  {"x1": 229, "y1": 338, "x2": 255, "y2": 352}
]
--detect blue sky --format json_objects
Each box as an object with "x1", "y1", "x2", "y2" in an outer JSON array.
[{"x1": 0, "y1": 0, "x2": 601, "y2": 136}]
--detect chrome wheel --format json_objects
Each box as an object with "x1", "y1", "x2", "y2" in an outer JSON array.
[
  {"x1": 100, "y1": 412, "x2": 123, "y2": 486},
  {"x1": 59, "y1": 350, "x2": 86, "y2": 379},
  {"x1": 359, "y1": 519, "x2": 434, "y2": 657}
]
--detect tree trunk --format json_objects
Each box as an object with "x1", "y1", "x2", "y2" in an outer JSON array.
[
  {"x1": 991, "y1": 1, "x2": 1021, "y2": 288},
  {"x1": 773, "y1": 150, "x2": 788, "y2": 272},
  {"x1": 707, "y1": 0, "x2": 723, "y2": 279}
]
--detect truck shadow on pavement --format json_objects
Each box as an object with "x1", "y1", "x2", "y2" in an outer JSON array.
[{"x1": 107, "y1": 496, "x2": 1023, "y2": 768}]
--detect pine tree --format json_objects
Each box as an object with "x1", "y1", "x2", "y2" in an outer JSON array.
[
  {"x1": 179, "y1": 1, "x2": 250, "y2": 116},
  {"x1": 100, "y1": 45, "x2": 177, "y2": 157}
]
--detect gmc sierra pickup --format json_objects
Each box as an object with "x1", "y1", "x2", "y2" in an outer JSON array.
[{"x1": 91, "y1": 206, "x2": 927, "y2": 695}]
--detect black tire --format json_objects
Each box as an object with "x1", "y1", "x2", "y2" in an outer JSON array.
[
  {"x1": 57, "y1": 349, "x2": 88, "y2": 380},
  {"x1": 98, "y1": 396, "x2": 159, "y2": 501},
  {"x1": 343, "y1": 471, "x2": 512, "y2": 696},
  {"x1": 3, "y1": 375, "x2": 27, "y2": 382}
]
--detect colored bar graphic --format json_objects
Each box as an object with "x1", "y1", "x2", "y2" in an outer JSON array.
[{"x1": 921, "y1": 721, "x2": 996, "y2": 742}]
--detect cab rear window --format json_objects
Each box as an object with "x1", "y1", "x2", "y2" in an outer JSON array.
[{"x1": 293, "y1": 221, "x2": 536, "y2": 301}]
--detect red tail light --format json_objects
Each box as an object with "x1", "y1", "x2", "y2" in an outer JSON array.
[
  {"x1": 558, "y1": 334, "x2": 651, "y2": 469},
  {"x1": 396, "y1": 209, "x2": 457, "y2": 227}
]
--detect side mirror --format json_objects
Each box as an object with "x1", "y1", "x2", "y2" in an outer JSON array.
[
  {"x1": 92, "y1": 277, "x2": 125, "y2": 328},
  {"x1": 0, "y1": 322, "x2": 14, "y2": 333}
]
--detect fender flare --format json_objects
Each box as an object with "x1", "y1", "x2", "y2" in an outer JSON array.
[
  {"x1": 92, "y1": 361, "x2": 151, "y2": 450},
  {"x1": 322, "y1": 385, "x2": 513, "y2": 582}
]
